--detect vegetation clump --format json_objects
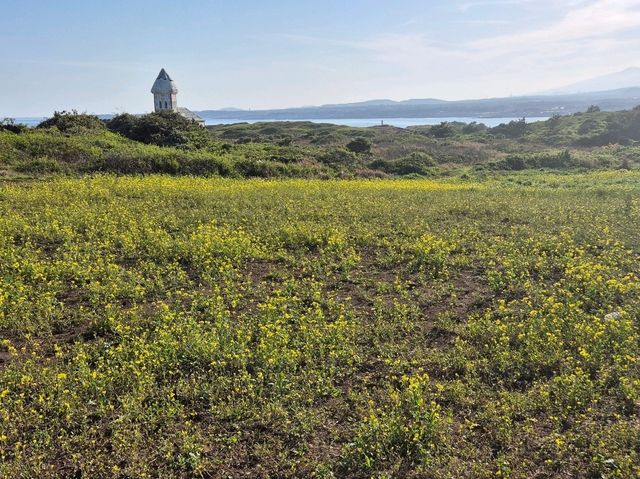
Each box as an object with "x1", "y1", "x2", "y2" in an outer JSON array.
[
  {"x1": 345, "y1": 136, "x2": 372, "y2": 154},
  {"x1": 0, "y1": 118, "x2": 27, "y2": 135},
  {"x1": 107, "y1": 110, "x2": 210, "y2": 149},
  {"x1": 36, "y1": 110, "x2": 106, "y2": 132}
]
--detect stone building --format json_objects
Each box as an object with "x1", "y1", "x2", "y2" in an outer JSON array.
[{"x1": 151, "y1": 68, "x2": 205, "y2": 126}]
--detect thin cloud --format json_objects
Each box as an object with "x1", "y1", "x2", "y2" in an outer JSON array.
[
  {"x1": 457, "y1": 0, "x2": 537, "y2": 13},
  {"x1": 10, "y1": 58, "x2": 154, "y2": 73},
  {"x1": 280, "y1": 0, "x2": 640, "y2": 69},
  {"x1": 471, "y1": 0, "x2": 640, "y2": 52},
  {"x1": 278, "y1": 32, "x2": 466, "y2": 63},
  {"x1": 451, "y1": 19, "x2": 512, "y2": 25},
  {"x1": 268, "y1": 1, "x2": 640, "y2": 101}
]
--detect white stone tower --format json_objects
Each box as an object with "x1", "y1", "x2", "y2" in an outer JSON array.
[{"x1": 151, "y1": 68, "x2": 178, "y2": 112}]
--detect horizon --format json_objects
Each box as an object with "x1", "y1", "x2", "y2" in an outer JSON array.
[
  {"x1": 9, "y1": 76, "x2": 639, "y2": 120},
  {"x1": 3, "y1": 0, "x2": 640, "y2": 116}
]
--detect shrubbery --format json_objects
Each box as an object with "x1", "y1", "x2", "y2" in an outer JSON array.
[
  {"x1": 461, "y1": 121, "x2": 487, "y2": 134},
  {"x1": 491, "y1": 118, "x2": 527, "y2": 138},
  {"x1": 13, "y1": 156, "x2": 65, "y2": 174},
  {"x1": 318, "y1": 148, "x2": 358, "y2": 166},
  {"x1": 37, "y1": 110, "x2": 106, "y2": 132},
  {"x1": 346, "y1": 136, "x2": 372, "y2": 154},
  {"x1": 107, "y1": 110, "x2": 210, "y2": 149},
  {"x1": 430, "y1": 122, "x2": 454, "y2": 138},
  {"x1": 3, "y1": 105, "x2": 640, "y2": 180},
  {"x1": 371, "y1": 152, "x2": 436, "y2": 176},
  {"x1": 0, "y1": 118, "x2": 27, "y2": 134},
  {"x1": 0, "y1": 126, "x2": 321, "y2": 179},
  {"x1": 498, "y1": 150, "x2": 573, "y2": 170}
]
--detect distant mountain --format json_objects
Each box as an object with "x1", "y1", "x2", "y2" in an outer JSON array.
[
  {"x1": 544, "y1": 67, "x2": 640, "y2": 95},
  {"x1": 321, "y1": 98, "x2": 448, "y2": 108},
  {"x1": 197, "y1": 87, "x2": 640, "y2": 121},
  {"x1": 322, "y1": 99, "x2": 400, "y2": 107}
]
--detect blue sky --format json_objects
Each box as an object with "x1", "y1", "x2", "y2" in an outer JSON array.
[{"x1": 2, "y1": 0, "x2": 640, "y2": 116}]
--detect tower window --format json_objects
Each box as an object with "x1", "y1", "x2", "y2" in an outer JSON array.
[{"x1": 165, "y1": 101, "x2": 168, "y2": 109}]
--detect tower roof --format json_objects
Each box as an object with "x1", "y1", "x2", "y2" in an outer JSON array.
[{"x1": 151, "y1": 68, "x2": 178, "y2": 94}]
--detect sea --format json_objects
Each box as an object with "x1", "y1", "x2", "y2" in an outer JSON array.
[{"x1": 11, "y1": 116, "x2": 548, "y2": 129}]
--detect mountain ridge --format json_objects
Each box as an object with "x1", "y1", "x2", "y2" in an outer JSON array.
[
  {"x1": 543, "y1": 67, "x2": 640, "y2": 95},
  {"x1": 197, "y1": 87, "x2": 640, "y2": 121}
]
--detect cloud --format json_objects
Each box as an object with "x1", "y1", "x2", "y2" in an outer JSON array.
[
  {"x1": 456, "y1": 0, "x2": 536, "y2": 13},
  {"x1": 471, "y1": 0, "x2": 640, "y2": 53},
  {"x1": 282, "y1": 0, "x2": 640, "y2": 70},
  {"x1": 273, "y1": 0, "x2": 640, "y2": 100},
  {"x1": 11, "y1": 58, "x2": 153, "y2": 73},
  {"x1": 352, "y1": 33, "x2": 464, "y2": 63},
  {"x1": 455, "y1": 0, "x2": 640, "y2": 94},
  {"x1": 451, "y1": 19, "x2": 512, "y2": 25},
  {"x1": 283, "y1": 32, "x2": 467, "y2": 62}
]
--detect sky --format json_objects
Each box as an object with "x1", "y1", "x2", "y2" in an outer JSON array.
[{"x1": 2, "y1": 0, "x2": 640, "y2": 116}]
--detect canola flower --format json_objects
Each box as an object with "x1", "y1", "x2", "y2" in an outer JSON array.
[{"x1": 0, "y1": 174, "x2": 639, "y2": 478}]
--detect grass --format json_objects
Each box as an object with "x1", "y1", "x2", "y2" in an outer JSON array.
[
  {"x1": 1, "y1": 171, "x2": 639, "y2": 477},
  {"x1": 0, "y1": 127, "x2": 330, "y2": 179},
  {"x1": 4, "y1": 106, "x2": 640, "y2": 181}
]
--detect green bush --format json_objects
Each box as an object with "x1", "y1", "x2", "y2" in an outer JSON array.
[
  {"x1": 491, "y1": 118, "x2": 527, "y2": 138},
  {"x1": 13, "y1": 157, "x2": 65, "y2": 174},
  {"x1": 578, "y1": 118, "x2": 602, "y2": 135},
  {"x1": 504, "y1": 155, "x2": 527, "y2": 171},
  {"x1": 494, "y1": 150, "x2": 575, "y2": 170},
  {"x1": 107, "y1": 111, "x2": 210, "y2": 149},
  {"x1": 346, "y1": 137, "x2": 372, "y2": 154},
  {"x1": 0, "y1": 118, "x2": 27, "y2": 134},
  {"x1": 318, "y1": 148, "x2": 358, "y2": 166},
  {"x1": 372, "y1": 152, "x2": 436, "y2": 176},
  {"x1": 37, "y1": 111, "x2": 106, "y2": 133},
  {"x1": 430, "y1": 122, "x2": 454, "y2": 138},
  {"x1": 538, "y1": 149, "x2": 572, "y2": 168},
  {"x1": 235, "y1": 158, "x2": 293, "y2": 178},
  {"x1": 462, "y1": 121, "x2": 487, "y2": 134},
  {"x1": 181, "y1": 155, "x2": 234, "y2": 177}
]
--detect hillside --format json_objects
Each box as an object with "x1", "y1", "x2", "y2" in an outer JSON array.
[
  {"x1": 545, "y1": 67, "x2": 640, "y2": 94},
  {"x1": 2, "y1": 106, "x2": 640, "y2": 181}
]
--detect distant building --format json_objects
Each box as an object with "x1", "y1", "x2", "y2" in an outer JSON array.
[{"x1": 151, "y1": 68, "x2": 205, "y2": 126}]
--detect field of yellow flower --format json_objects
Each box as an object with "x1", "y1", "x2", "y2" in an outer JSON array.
[{"x1": 1, "y1": 172, "x2": 639, "y2": 478}]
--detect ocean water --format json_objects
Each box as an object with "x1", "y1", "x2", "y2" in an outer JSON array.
[
  {"x1": 202, "y1": 117, "x2": 549, "y2": 128},
  {"x1": 10, "y1": 117, "x2": 47, "y2": 127},
  {"x1": 12, "y1": 116, "x2": 548, "y2": 129}
]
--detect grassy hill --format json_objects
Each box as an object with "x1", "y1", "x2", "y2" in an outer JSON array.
[{"x1": 2, "y1": 107, "x2": 640, "y2": 181}]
